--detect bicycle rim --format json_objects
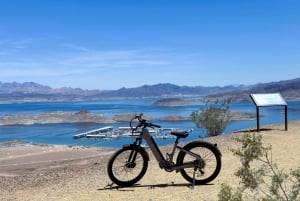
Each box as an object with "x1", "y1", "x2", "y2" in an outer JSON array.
[
  {"x1": 177, "y1": 141, "x2": 221, "y2": 185},
  {"x1": 107, "y1": 146, "x2": 148, "y2": 187}
]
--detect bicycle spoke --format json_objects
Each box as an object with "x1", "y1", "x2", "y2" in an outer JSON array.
[
  {"x1": 177, "y1": 141, "x2": 221, "y2": 185},
  {"x1": 107, "y1": 146, "x2": 148, "y2": 186}
]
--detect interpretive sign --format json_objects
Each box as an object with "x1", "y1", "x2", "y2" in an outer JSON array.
[
  {"x1": 250, "y1": 93, "x2": 287, "y2": 107},
  {"x1": 250, "y1": 93, "x2": 288, "y2": 131}
]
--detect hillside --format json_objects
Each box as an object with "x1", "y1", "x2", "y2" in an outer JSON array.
[
  {"x1": 206, "y1": 77, "x2": 300, "y2": 101},
  {"x1": 0, "y1": 78, "x2": 299, "y2": 102}
]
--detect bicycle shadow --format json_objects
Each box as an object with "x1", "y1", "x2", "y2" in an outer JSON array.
[
  {"x1": 233, "y1": 127, "x2": 284, "y2": 133},
  {"x1": 98, "y1": 182, "x2": 213, "y2": 191}
]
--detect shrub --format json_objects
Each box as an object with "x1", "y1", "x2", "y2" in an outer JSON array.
[
  {"x1": 218, "y1": 132, "x2": 300, "y2": 201},
  {"x1": 191, "y1": 98, "x2": 232, "y2": 137}
]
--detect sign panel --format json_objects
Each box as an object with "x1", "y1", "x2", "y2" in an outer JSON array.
[{"x1": 250, "y1": 93, "x2": 287, "y2": 107}]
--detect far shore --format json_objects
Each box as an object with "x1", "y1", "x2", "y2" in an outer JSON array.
[{"x1": 0, "y1": 110, "x2": 256, "y2": 126}]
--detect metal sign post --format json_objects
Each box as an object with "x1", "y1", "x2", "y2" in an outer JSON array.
[{"x1": 250, "y1": 93, "x2": 288, "y2": 132}]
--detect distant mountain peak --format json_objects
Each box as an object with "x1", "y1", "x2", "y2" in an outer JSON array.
[{"x1": 0, "y1": 78, "x2": 300, "y2": 102}]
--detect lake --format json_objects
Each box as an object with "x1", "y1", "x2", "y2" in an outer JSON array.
[{"x1": 0, "y1": 99, "x2": 299, "y2": 148}]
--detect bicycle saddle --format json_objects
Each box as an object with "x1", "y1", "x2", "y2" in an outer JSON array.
[{"x1": 170, "y1": 131, "x2": 189, "y2": 139}]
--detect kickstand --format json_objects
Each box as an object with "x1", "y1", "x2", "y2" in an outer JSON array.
[
  {"x1": 105, "y1": 182, "x2": 115, "y2": 189},
  {"x1": 190, "y1": 167, "x2": 196, "y2": 189}
]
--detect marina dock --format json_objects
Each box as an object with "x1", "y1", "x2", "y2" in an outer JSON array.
[{"x1": 73, "y1": 126, "x2": 186, "y2": 140}]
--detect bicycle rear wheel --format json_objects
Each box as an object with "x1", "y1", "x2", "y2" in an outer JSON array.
[
  {"x1": 176, "y1": 141, "x2": 221, "y2": 185},
  {"x1": 107, "y1": 145, "x2": 148, "y2": 187}
]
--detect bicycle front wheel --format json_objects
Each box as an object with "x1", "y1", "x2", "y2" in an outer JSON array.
[
  {"x1": 176, "y1": 141, "x2": 221, "y2": 185},
  {"x1": 107, "y1": 145, "x2": 148, "y2": 187}
]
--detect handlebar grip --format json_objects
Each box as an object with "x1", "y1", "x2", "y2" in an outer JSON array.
[
  {"x1": 135, "y1": 113, "x2": 143, "y2": 118},
  {"x1": 150, "y1": 123, "x2": 161, "y2": 128}
]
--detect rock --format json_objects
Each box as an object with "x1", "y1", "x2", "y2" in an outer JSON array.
[
  {"x1": 159, "y1": 115, "x2": 190, "y2": 121},
  {"x1": 0, "y1": 111, "x2": 116, "y2": 125},
  {"x1": 152, "y1": 98, "x2": 190, "y2": 107},
  {"x1": 229, "y1": 112, "x2": 257, "y2": 120}
]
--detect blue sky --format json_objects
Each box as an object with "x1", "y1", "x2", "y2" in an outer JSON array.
[{"x1": 0, "y1": 0, "x2": 299, "y2": 90}]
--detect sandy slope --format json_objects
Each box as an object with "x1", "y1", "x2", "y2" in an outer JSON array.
[{"x1": 0, "y1": 121, "x2": 300, "y2": 201}]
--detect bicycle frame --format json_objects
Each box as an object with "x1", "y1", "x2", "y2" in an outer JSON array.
[
  {"x1": 108, "y1": 114, "x2": 222, "y2": 188},
  {"x1": 137, "y1": 128, "x2": 202, "y2": 171}
]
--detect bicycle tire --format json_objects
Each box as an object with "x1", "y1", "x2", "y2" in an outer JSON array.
[
  {"x1": 176, "y1": 141, "x2": 221, "y2": 185},
  {"x1": 107, "y1": 145, "x2": 148, "y2": 187}
]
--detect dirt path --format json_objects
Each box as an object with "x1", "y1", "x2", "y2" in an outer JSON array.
[{"x1": 1, "y1": 121, "x2": 300, "y2": 201}]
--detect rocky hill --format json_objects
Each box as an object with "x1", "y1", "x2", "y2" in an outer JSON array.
[
  {"x1": 206, "y1": 78, "x2": 300, "y2": 101},
  {"x1": 0, "y1": 82, "x2": 244, "y2": 102},
  {"x1": 0, "y1": 81, "x2": 103, "y2": 102},
  {"x1": 97, "y1": 83, "x2": 245, "y2": 98},
  {"x1": 0, "y1": 77, "x2": 299, "y2": 102}
]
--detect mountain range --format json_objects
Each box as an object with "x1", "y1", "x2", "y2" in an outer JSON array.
[{"x1": 0, "y1": 77, "x2": 299, "y2": 102}]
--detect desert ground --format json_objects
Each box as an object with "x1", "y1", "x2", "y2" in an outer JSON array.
[{"x1": 1, "y1": 121, "x2": 300, "y2": 201}]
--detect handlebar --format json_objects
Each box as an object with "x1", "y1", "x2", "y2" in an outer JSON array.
[{"x1": 130, "y1": 113, "x2": 161, "y2": 131}]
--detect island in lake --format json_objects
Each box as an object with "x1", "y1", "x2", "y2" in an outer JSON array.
[
  {"x1": 152, "y1": 98, "x2": 191, "y2": 107},
  {"x1": 0, "y1": 111, "x2": 257, "y2": 126}
]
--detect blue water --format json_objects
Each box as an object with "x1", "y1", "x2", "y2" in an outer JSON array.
[{"x1": 0, "y1": 99, "x2": 299, "y2": 148}]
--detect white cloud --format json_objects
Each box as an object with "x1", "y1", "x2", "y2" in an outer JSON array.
[
  {"x1": 0, "y1": 38, "x2": 33, "y2": 51},
  {"x1": 62, "y1": 43, "x2": 91, "y2": 52},
  {"x1": 59, "y1": 48, "x2": 171, "y2": 69},
  {"x1": 3, "y1": 41, "x2": 239, "y2": 89},
  {"x1": 10, "y1": 39, "x2": 33, "y2": 49},
  {"x1": 0, "y1": 42, "x2": 174, "y2": 89}
]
